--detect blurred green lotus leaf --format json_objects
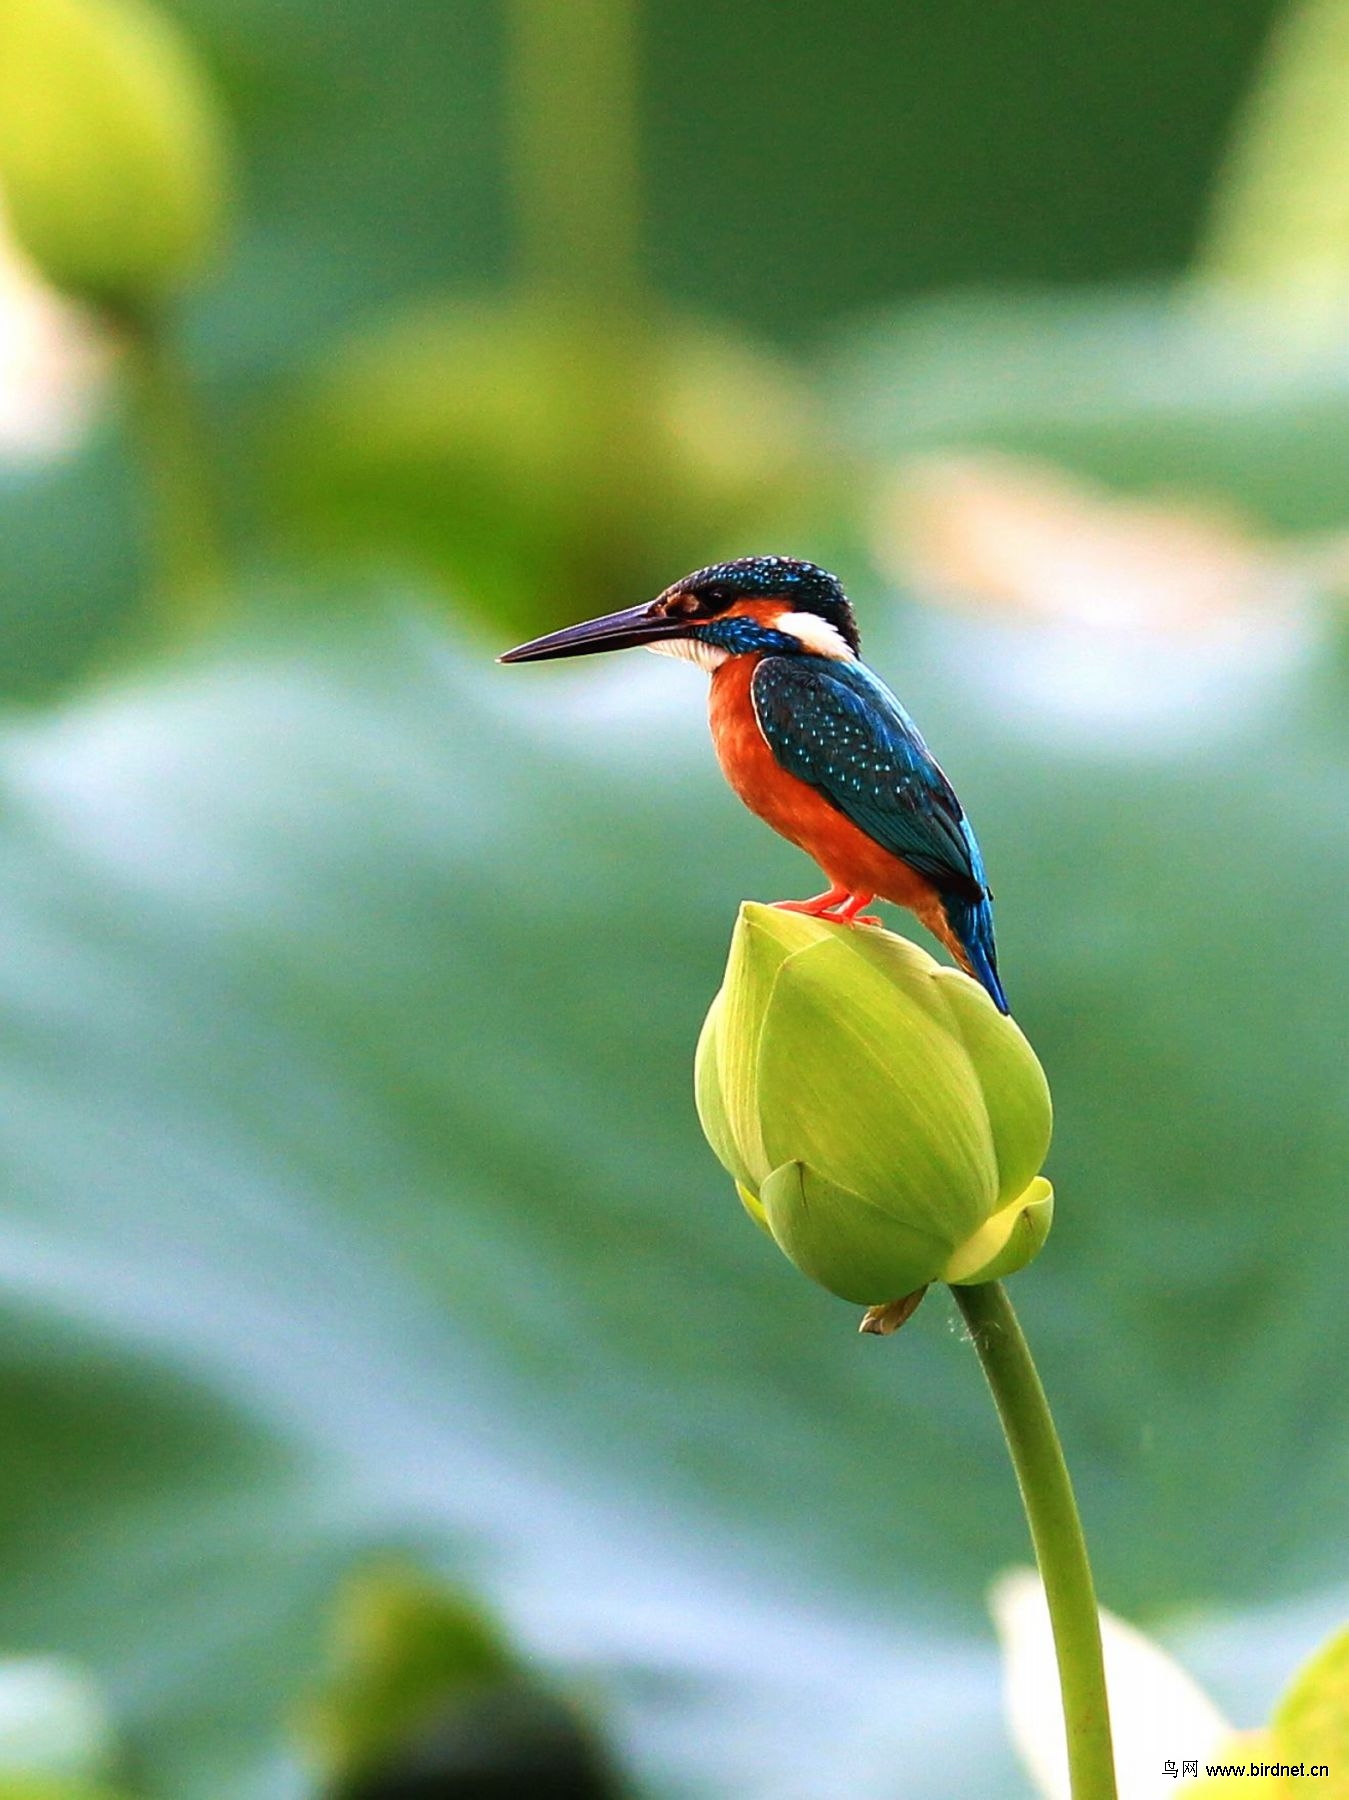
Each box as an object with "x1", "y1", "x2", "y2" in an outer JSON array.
[
  {"x1": 279, "y1": 300, "x2": 839, "y2": 638},
  {"x1": 696, "y1": 904, "x2": 1053, "y2": 1306},
  {"x1": 0, "y1": 0, "x2": 229, "y2": 306},
  {"x1": 0, "y1": 596, "x2": 1341, "y2": 1797}
]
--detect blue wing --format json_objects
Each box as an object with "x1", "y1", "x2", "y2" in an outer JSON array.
[
  {"x1": 750, "y1": 655, "x2": 986, "y2": 900},
  {"x1": 750, "y1": 655, "x2": 1008, "y2": 1011}
]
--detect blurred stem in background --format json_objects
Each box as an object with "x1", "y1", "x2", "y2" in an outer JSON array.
[
  {"x1": 503, "y1": 0, "x2": 668, "y2": 611},
  {"x1": 1199, "y1": 0, "x2": 1349, "y2": 337},
  {"x1": 954, "y1": 1282, "x2": 1118, "y2": 1800},
  {"x1": 120, "y1": 307, "x2": 226, "y2": 627},
  {"x1": 508, "y1": 0, "x2": 644, "y2": 310}
]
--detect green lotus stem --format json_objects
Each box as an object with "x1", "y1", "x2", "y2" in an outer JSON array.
[
  {"x1": 953, "y1": 1280, "x2": 1117, "y2": 1800},
  {"x1": 120, "y1": 308, "x2": 226, "y2": 628},
  {"x1": 507, "y1": 0, "x2": 643, "y2": 309}
]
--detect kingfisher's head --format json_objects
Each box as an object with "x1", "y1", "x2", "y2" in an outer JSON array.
[{"x1": 499, "y1": 556, "x2": 860, "y2": 670}]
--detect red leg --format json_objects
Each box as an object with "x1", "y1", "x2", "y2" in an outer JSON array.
[
  {"x1": 773, "y1": 884, "x2": 849, "y2": 917},
  {"x1": 837, "y1": 892, "x2": 882, "y2": 927}
]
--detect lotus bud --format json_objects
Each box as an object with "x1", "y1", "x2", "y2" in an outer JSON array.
[
  {"x1": 696, "y1": 904, "x2": 1054, "y2": 1313},
  {"x1": 0, "y1": 0, "x2": 229, "y2": 307}
]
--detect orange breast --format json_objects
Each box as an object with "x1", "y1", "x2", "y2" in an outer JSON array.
[{"x1": 707, "y1": 656, "x2": 940, "y2": 914}]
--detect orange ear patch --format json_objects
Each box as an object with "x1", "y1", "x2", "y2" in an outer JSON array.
[{"x1": 720, "y1": 597, "x2": 789, "y2": 625}]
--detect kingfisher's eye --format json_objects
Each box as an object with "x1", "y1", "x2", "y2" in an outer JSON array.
[{"x1": 662, "y1": 589, "x2": 712, "y2": 619}]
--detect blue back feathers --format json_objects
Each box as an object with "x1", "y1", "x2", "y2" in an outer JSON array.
[
  {"x1": 751, "y1": 654, "x2": 1009, "y2": 1013},
  {"x1": 939, "y1": 892, "x2": 1007, "y2": 1015}
]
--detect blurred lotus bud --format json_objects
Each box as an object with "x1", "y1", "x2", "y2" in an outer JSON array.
[
  {"x1": 0, "y1": 0, "x2": 229, "y2": 308},
  {"x1": 301, "y1": 1564, "x2": 623, "y2": 1800},
  {"x1": 279, "y1": 299, "x2": 839, "y2": 641},
  {"x1": 696, "y1": 904, "x2": 1054, "y2": 1309}
]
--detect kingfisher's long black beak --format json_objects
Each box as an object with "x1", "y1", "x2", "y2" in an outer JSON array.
[{"x1": 498, "y1": 601, "x2": 686, "y2": 663}]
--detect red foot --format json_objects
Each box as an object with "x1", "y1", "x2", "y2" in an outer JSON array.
[
  {"x1": 772, "y1": 885, "x2": 848, "y2": 917},
  {"x1": 772, "y1": 889, "x2": 882, "y2": 927},
  {"x1": 836, "y1": 892, "x2": 882, "y2": 927}
]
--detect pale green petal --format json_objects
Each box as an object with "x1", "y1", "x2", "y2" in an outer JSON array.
[
  {"x1": 810, "y1": 915, "x2": 955, "y2": 1029},
  {"x1": 710, "y1": 906, "x2": 791, "y2": 1185},
  {"x1": 735, "y1": 901, "x2": 835, "y2": 959},
  {"x1": 694, "y1": 990, "x2": 759, "y2": 1191},
  {"x1": 699, "y1": 909, "x2": 1054, "y2": 1304},
  {"x1": 759, "y1": 1160, "x2": 951, "y2": 1304},
  {"x1": 935, "y1": 967, "x2": 1053, "y2": 1208},
  {"x1": 735, "y1": 1181, "x2": 771, "y2": 1235},
  {"x1": 945, "y1": 1178, "x2": 1054, "y2": 1285},
  {"x1": 754, "y1": 929, "x2": 995, "y2": 1246}
]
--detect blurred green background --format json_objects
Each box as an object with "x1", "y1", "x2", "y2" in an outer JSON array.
[{"x1": 0, "y1": 0, "x2": 1346, "y2": 1795}]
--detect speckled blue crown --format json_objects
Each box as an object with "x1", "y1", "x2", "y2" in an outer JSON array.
[{"x1": 676, "y1": 557, "x2": 859, "y2": 652}]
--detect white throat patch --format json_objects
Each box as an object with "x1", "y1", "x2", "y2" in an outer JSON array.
[
  {"x1": 775, "y1": 611, "x2": 856, "y2": 659},
  {"x1": 646, "y1": 637, "x2": 728, "y2": 672}
]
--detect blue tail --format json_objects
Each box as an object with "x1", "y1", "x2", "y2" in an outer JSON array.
[{"x1": 942, "y1": 891, "x2": 1009, "y2": 1014}]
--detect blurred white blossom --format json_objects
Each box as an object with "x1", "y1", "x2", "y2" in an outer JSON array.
[
  {"x1": 0, "y1": 197, "x2": 106, "y2": 458},
  {"x1": 0, "y1": 1655, "x2": 115, "y2": 1780},
  {"x1": 880, "y1": 450, "x2": 1296, "y2": 635},
  {"x1": 875, "y1": 451, "x2": 1334, "y2": 747}
]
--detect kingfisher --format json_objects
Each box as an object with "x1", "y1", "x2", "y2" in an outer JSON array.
[{"x1": 500, "y1": 556, "x2": 1009, "y2": 1013}]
